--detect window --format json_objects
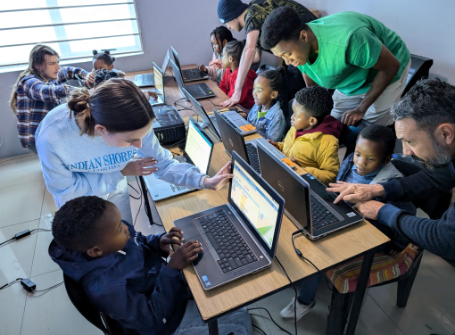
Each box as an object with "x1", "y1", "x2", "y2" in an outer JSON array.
[{"x1": 0, "y1": 0, "x2": 142, "y2": 68}]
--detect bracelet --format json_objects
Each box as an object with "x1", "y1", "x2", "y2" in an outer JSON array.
[{"x1": 199, "y1": 175, "x2": 208, "y2": 190}]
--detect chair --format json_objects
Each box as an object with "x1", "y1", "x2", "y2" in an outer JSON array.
[
  {"x1": 63, "y1": 274, "x2": 125, "y2": 335},
  {"x1": 326, "y1": 245, "x2": 424, "y2": 334}
]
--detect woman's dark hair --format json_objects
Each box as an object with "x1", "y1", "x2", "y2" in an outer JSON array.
[
  {"x1": 94, "y1": 68, "x2": 125, "y2": 87},
  {"x1": 224, "y1": 40, "x2": 244, "y2": 62},
  {"x1": 261, "y1": 6, "x2": 307, "y2": 51},
  {"x1": 294, "y1": 86, "x2": 333, "y2": 125},
  {"x1": 210, "y1": 26, "x2": 235, "y2": 55},
  {"x1": 359, "y1": 125, "x2": 396, "y2": 159},
  {"x1": 10, "y1": 44, "x2": 59, "y2": 113},
  {"x1": 92, "y1": 49, "x2": 115, "y2": 66},
  {"x1": 68, "y1": 79, "x2": 155, "y2": 137},
  {"x1": 52, "y1": 196, "x2": 108, "y2": 251},
  {"x1": 259, "y1": 66, "x2": 290, "y2": 119}
]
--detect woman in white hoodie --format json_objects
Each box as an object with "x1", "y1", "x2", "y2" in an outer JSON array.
[{"x1": 35, "y1": 78, "x2": 232, "y2": 223}]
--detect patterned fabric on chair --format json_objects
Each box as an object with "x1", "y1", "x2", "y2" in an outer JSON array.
[{"x1": 327, "y1": 244, "x2": 421, "y2": 294}]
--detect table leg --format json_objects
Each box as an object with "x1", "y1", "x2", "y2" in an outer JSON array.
[
  {"x1": 345, "y1": 249, "x2": 375, "y2": 335},
  {"x1": 139, "y1": 176, "x2": 154, "y2": 226},
  {"x1": 208, "y1": 320, "x2": 219, "y2": 335}
]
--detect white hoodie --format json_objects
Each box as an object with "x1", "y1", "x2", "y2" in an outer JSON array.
[{"x1": 35, "y1": 103, "x2": 204, "y2": 207}]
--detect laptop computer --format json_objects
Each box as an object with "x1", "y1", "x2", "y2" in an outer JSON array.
[
  {"x1": 144, "y1": 118, "x2": 214, "y2": 201},
  {"x1": 171, "y1": 46, "x2": 209, "y2": 82},
  {"x1": 133, "y1": 49, "x2": 171, "y2": 87},
  {"x1": 149, "y1": 62, "x2": 166, "y2": 107},
  {"x1": 170, "y1": 59, "x2": 215, "y2": 100},
  {"x1": 174, "y1": 151, "x2": 285, "y2": 290},
  {"x1": 257, "y1": 141, "x2": 364, "y2": 240},
  {"x1": 214, "y1": 109, "x2": 286, "y2": 174}
]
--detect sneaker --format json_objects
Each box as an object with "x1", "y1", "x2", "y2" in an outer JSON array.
[{"x1": 279, "y1": 297, "x2": 315, "y2": 322}]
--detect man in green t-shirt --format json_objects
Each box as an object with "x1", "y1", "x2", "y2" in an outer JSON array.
[
  {"x1": 260, "y1": 7, "x2": 411, "y2": 147},
  {"x1": 217, "y1": 0, "x2": 316, "y2": 107}
]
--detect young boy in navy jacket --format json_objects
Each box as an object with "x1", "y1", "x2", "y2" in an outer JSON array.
[{"x1": 49, "y1": 196, "x2": 252, "y2": 335}]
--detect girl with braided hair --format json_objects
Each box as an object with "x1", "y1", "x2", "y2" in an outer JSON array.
[{"x1": 247, "y1": 67, "x2": 288, "y2": 141}]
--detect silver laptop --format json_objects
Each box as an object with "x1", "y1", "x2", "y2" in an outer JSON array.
[
  {"x1": 170, "y1": 59, "x2": 215, "y2": 100},
  {"x1": 214, "y1": 109, "x2": 287, "y2": 174},
  {"x1": 257, "y1": 141, "x2": 364, "y2": 240},
  {"x1": 149, "y1": 62, "x2": 166, "y2": 107},
  {"x1": 144, "y1": 118, "x2": 214, "y2": 201},
  {"x1": 171, "y1": 46, "x2": 209, "y2": 82},
  {"x1": 133, "y1": 49, "x2": 170, "y2": 87},
  {"x1": 174, "y1": 151, "x2": 285, "y2": 290}
]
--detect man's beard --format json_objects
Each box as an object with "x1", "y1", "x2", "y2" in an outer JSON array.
[{"x1": 417, "y1": 136, "x2": 452, "y2": 170}]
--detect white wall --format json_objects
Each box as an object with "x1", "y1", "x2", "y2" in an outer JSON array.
[{"x1": 1, "y1": 0, "x2": 454, "y2": 159}]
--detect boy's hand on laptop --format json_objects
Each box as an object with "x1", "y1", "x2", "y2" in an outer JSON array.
[
  {"x1": 159, "y1": 227, "x2": 184, "y2": 256},
  {"x1": 353, "y1": 200, "x2": 385, "y2": 220},
  {"x1": 327, "y1": 182, "x2": 385, "y2": 204},
  {"x1": 203, "y1": 161, "x2": 233, "y2": 191},
  {"x1": 168, "y1": 240, "x2": 203, "y2": 270},
  {"x1": 143, "y1": 90, "x2": 158, "y2": 101},
  {"x1": 121, "y1": 157, "x2": 158, "y2": 176},
  {"x1": 198, "y1": 65, "x2": 208, "y2": 73},
  {"x1": 267, "y1": 139, "x2": 279, "y2": 149}
]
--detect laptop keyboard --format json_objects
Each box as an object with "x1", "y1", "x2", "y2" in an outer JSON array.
[
  {"x1": 196, "y1": 210, "x2": 258, "y2": 273},
  {"x1": 245, "y1": 143, "x2": 261, "y2": 174},
  {"x1": 186, "y1": 84, "x2": 206, "y2": 98},
  {"x1": 310, "y1": 195, "x2": 339, "y2": 230},
  {"x1": 184, "y1": 69, "x2": 204, "y2": 80}
]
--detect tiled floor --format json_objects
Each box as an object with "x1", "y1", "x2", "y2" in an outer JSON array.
[{"x1": 1, "y1": 154, "x2": 454, "y2": 335}]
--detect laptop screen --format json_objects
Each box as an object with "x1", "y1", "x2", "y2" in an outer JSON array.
[
  {"x1": 185, "y1": 120, "x2": 213, "y2": 174},
  {"x1": 230, "y1": 161, "x2": 280, "y2": 249},
  {"x1": 161, "y1": 49, "x2": 170, "y2": 73},
  {"x1": 152, "y1": 63, "x2": 165, "y2": 105}
]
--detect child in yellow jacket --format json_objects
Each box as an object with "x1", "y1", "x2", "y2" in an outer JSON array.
[{"x1": 269, "y1": 87, "x2": 343, "y2": 185}]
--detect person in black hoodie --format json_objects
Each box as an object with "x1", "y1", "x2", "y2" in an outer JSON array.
[{"x1": 49, "y1": 196, "x2": 252, "y2": 335}]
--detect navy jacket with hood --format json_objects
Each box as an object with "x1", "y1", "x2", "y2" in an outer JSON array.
[{"x1": 49, "y1": 222, "x2": 190, "y2": 335}]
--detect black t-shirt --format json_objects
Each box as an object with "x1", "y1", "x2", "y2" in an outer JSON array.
[{"x1": 244, "y1": 0, "x2": 317, "y2": 52}]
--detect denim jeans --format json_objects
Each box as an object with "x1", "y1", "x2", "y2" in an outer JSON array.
[
  {"x1": 298, "y1": 272, "x2": 324, "y2": 305},
  {"x1": 172, "y1": 300, "x2": 252, "y2": 335}
]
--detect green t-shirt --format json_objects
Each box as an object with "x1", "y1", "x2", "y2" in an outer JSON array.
[
  {"x1": 298, "y1": 11, "x2": 410, "y2": 96},
  {"x1": 257, "y1": 108, "x2": 268, "y2": 119}
]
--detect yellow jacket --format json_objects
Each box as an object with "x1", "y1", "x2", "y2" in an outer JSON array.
[{"x1": 278, "y1": 127, "x2": 340, "y2": 185}]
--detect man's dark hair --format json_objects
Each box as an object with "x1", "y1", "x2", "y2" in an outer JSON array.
[
  {"x1": 224, "y1": 40, "x2": 244, "y2": 62},
  {"x1": 52, "y1": 196, "x2": 107, "y2": 251},
  {"x1": 391, "y1": 78, "x2": 455, "y2": 135},
  {"x1": 210, "y1": 26, "x2": 236, "y2": 55},
  {"x1": 358, "y1": 125, "x2": 396, "y2": 158},
  {"x1": 261, "y1": 6, "x2": 307, "y2": 51},
  {"x1": 294, "y1": 86, "x2": 333, "y2": 125}
]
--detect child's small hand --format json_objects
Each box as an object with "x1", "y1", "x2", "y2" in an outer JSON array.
[
  {"x1": 159, "y1": 227, "x2": 184, "y2": 255},
  {"x1": 167, "y1": 240, "x2": 203, "y2": 270},
  {"x1": 143, "y1": 90, "x2": 158, "y2": 101},
  {"x1": 267, "y1": 139, "x2": 279, "y2": 149},
  {"x1": 209, "y1": 59, "x2": 222, "y2": 69},
  {"x1": 198, "y1": 65, "x2": 208, "y2": 73}
]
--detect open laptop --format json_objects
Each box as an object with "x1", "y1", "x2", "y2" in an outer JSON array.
[
  {"x1": 133, "y1": 49, "x2": 171, "y2": 87},
  {"x1": 149, "y1": 62, "x2": 166, "y2": 107},
  {"x1": 174, "y1": 151, "x2": 285, "y2": 290},
  {"x1": 257, "y1": 141, "x2": 364, "y2": 240},
  {"x1": 170, "y1": 59, "x2": 215, "y2": 100},
  {"x1": 171, "y1": 46, "x2": 209, "y2": 82},
  {"x1": 144, "y1": 118, "x2": 214, "y2": 201},
  {"x1": 214, "y1": 109, "x2": 286, "y2": 174}
]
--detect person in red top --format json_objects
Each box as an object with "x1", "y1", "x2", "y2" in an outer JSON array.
[{"x1": 219, "y1": 40, "x2": 257, "y2": 110}]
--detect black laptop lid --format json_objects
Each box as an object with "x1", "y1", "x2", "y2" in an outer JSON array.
[
  {"x1": 257, "y1": 142, "x2": 311, "y2": 229},
  {"x1": 214, "y1": 110, "x2": 249, "y2": 162},
  {"x1": 228, "y1": 151, "x2": 285, "y2": 259}
]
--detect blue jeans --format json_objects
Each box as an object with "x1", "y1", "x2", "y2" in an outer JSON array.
[
  {"x1": 298, "y1": 273, "x2": 324, "y2": 305},
  {"x1": 172, "y1": 300, "x2": 252, "y2": 335}
]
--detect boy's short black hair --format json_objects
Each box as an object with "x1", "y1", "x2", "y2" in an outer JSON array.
[
  {"x1": 294, "y1": 86, "x2": 333, "y2": 124},
  {"x1": 261, "y1": 6, "x2": 307, "y2": 51},
  {"x1": 52, "y1": 196, "x2": 107, "y2": 251},
  {"x1": 224, "y1": 40, "x2": 244, "y2": 62},
  {"x1": 358, "y1": 125, "x2": 396, "y2": 158}
]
